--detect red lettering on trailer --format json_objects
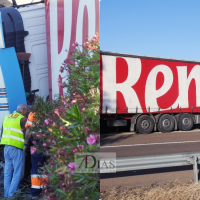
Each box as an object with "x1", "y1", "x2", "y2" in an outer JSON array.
[
  {"x1": 101, "y1": 55, "x2": 200, "y2": 114},
  {"x1": 45, "y1": 0, "x2": 100, "y2": 99}
]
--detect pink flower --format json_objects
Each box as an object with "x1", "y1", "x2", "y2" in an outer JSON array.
[
  {"x1": 71, "y1": 99, "x2": 77, "y2": 104},
  {"x1": 44, "y1": 119, "x2": 50, "y2": 125},
  {"x1": 82, "y1": 108, "x2": 85, "y2": 112},
  {"x1": 73, "y1": 148, "x2": 77, "y2": 153},
  {"x1": 54, "y1": 154, "x2": 57, "y2": 158},
  {"x1": 77, "y1": 144, "x2": 84, "y2": 149},
  {"x1": 95, "y1": 134, "x2": 100, "y2": 142},
  {"x1": 68, "y1": 162, "x2": 76, "y2": 169},
  {"x1": 43, "y1": 143, "x2": 47, "y2": 147},
  {"x1": 84, "y1": 197, "x2": 88, "y2": 199},
  {"x1": 30, "y1": 146, "x2": 37, "y2": 154},
  {"x1": 36, "y1": 134, "x2": 42, "y2": 139},
  {"x1": 32, "y1": 141, "x2": 36, "y2": 145},
  {"x1": 86, "y1": 134, "x2": 96, "y2": 145},
  {"x1": 68, "y1": 162, "x2": 76, "y2": 174},
  {"x1": 84, "y1": 127, "x2": 91, "y2": 134},
  {"x1": 64, "y1": 101, "x2": 68, "y2": 106},
  {"x1": 72, "y1": 42, "x2": 78, "y2": 47}
]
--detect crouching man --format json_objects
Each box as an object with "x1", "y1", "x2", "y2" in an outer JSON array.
[{"x1": 25, "y1": 112, "x2": 48, "y2": 200}]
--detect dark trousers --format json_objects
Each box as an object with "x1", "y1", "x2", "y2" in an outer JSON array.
[{"x1": 30, "y1": 153, "x2": 46, "y2": 196}]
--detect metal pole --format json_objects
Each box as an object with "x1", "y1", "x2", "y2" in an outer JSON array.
[{"x1": 193, "y1": 156, "x2": 198, "y2": 183}]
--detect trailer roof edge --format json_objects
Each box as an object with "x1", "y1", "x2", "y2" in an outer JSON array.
[{"x1": 100, "y1": 51, "x2": 200, "y2": 64}]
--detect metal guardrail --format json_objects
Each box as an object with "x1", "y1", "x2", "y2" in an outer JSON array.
[{"x1": 114, "y1": 152, "x2": 200, "y2": 183}]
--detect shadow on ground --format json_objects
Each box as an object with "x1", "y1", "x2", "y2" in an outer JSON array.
[
  {"x1": 100, "y1": 165, "x2": 196, "y2": 179},
  {"x1": 100, "y1": 133, "x2": 135, "y2": 146}
]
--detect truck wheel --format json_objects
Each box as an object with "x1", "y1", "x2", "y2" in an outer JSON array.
[
  {"x1": 158, "y1": 114, "x2": 175, "y2": 133},
  {"x1": 178, "y1": 113, "x2": 194, "y2": 131},
  {"x1": 136, "y1": 115, "x2": 154, "y2": 134}
]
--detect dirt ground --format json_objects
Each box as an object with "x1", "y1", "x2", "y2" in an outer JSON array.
[{"x1": 0, "y1": 183, "x2": 47, "y2": 200}]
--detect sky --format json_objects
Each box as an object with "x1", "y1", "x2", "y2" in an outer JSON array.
[{"x1": 100, "y1": 0, "x2": 200, "y2": 61}]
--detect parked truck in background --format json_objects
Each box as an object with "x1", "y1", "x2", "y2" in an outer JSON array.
[{"x1": 100, "y1": 51, "x2": 200, "y2": 134}]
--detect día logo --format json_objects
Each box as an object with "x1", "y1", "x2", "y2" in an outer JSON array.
[{"x1": 74, "y1": 153, "x2": 116, "y2": 173}]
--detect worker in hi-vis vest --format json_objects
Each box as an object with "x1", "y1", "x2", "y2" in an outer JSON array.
[
  {"x1": 0, "y1": 104, "x2": 28, "y2": 198},
  {"x1": 25, "y1": 112, "x2": 48, "y2": 200}
]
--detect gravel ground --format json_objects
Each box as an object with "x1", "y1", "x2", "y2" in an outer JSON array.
[{"x1": 0, "y1": 183, "x2": 48, "y2": 200}]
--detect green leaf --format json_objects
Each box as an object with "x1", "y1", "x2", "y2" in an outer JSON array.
[
  {"x1": 75, "y1": 177, "x2": 85, "y2": 183},
  {"x1": 56, "y1": 189, "x2": 66, "y2": 195}
]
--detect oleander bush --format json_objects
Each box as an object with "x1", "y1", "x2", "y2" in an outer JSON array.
[{"x1": 29, "y1": 33, "x2": 100, "y2": 200}]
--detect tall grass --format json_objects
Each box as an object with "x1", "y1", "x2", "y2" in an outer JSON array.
[{"x1": 100, "y1": 181, "x2": 200, "y2": 200}]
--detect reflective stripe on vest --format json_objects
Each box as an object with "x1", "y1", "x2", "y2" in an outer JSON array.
[
  {"x1": 3, "y1": 127, "x2": 23, "y2": 134},
  {"x1": 2, "y1": 135, "x2": 24, "y2": 142},
  {"x1": 0, "y1": 112, "x2": 25, "y2": 149}
]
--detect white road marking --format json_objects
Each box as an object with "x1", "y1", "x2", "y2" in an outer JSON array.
[
  {"x1": 101, "y1": 129, "x2": 200, "y2": 136},
  {"x1": 101, "y1": 140, "x2": 200, "y2": 148}
]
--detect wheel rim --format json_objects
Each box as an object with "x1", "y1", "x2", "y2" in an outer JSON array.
[
  {"x1": 141, "y1": 119, "x2": 150, "y2": 130},
  {"x1": 182, "y1": 117, "x2": 191, "y2": 126},
  {"x1": 162, "y1": 118, "x2": 171, "y2": 128}
]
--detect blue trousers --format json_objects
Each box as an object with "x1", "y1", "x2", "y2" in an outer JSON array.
[
  {"x1": 4, "y1": 145, "x2": 25, "y2": 198},
  {"x1": 30, "y1": 153, "x2": 46, "y2": 196}
]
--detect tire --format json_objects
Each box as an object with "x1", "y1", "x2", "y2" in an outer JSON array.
[
  {"x1": 136, "y1": 115, "x2": 154, "y2": 134},
  {"x1": 178, "y1": 113, "x2": 194, "y2": 131},
  {"x1": 157, "y1": 114, "x2": 175, "y2": 133}
]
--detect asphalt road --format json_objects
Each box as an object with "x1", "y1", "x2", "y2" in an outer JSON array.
[
  {"x1": 100, "y1": 128, "x2": 200, "y2": 191},
  {"x1": 101, "y1": 129, "x2": 200, "y2": 157}
]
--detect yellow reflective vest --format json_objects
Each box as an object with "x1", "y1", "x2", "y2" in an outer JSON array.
[{"x1": 0, "y1": 112, "x2": 25, "y2": 149}]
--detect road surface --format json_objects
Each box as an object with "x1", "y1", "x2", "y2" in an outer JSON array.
[
  {"x1": 100, "y1": 129, "x2": 200, "y2": 191},
  {"x1": 101, "y1": 130, "x2": 200, "y2": 157}
]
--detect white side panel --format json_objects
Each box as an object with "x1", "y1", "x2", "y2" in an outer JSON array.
[
  {"x1": 0, "y1": 67, "x2": 10, "y2": 132},
  {"x1": 18, "y1": 4, "x2": 49, "y2": 99},
  {"x1": 49, "y1": 0, "x2": 97, "y2": 97}
]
